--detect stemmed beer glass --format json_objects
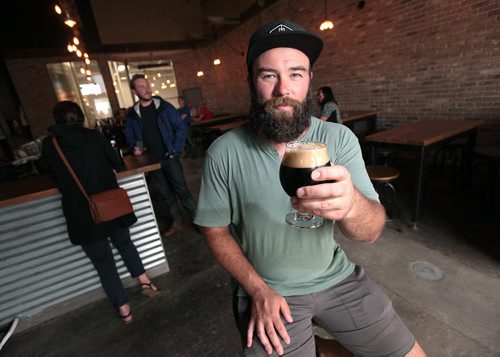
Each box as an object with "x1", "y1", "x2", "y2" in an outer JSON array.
[{"x1": 279, "y1": 141, "x2": 331, "y2": 228}]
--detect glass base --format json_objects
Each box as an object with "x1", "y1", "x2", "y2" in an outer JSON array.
[{"x1": 285, "y1": 211, "x2": 323, "y2": 229}]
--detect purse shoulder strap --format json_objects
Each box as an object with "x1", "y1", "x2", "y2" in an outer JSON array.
[{"x1": 52, "y1": 136, "x2": 91, "y2": 202}]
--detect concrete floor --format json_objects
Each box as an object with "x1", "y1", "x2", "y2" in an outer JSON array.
[{"x1": 1, "y1": 153, "x2": 499, "y2": 356}]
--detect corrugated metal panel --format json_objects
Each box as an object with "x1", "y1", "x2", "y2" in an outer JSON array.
[{"x1": 0, "y1": 173, "x2": 168, "y2": 327}]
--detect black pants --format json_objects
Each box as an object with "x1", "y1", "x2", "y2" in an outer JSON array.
[
  {"x1": 81, "y1": 227, "x2": 145, "y2": 308},
  {"x1": 148, "y1": 157, "x2": 197, "y2": 223}
]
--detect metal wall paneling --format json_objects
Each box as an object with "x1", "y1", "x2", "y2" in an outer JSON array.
[{"x1": 0, "y1": 173, "x2": 168, "y2": 328}]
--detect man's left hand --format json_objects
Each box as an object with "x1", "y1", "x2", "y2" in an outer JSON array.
[{"x1": 291, "y1": 164, "x2": 359, "y2": 222}]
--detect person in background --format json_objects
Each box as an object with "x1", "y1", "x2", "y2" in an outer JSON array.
[
  {"x1": 41, "y1": 101, "x2": 158, "y2": 325},
  {"x1": 124, "y1": 74, "x2": 197, "y2": 237},
  {"x1": 199, "y1": 101, "x2": 213, "y2": 121},
  {"x1": 178, "y1": 96, "x2": 198, "y2": 158},
  {"x1": 194, "y1": 19, "x2": 426, "y2": 357},
  {"x1": 317, "y1": 86, "x2": 342, "y2": 124},
  {"x1": 109, "y1": 108, "x2": 128, "y2": 151}
]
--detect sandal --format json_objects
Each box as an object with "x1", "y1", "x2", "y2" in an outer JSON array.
[
  {"x1": 141, "y1": 282, "x2": 158, "y2": 297},
  {"x1": 119, "y1": 309, "x2": 133, "y2": 325}
]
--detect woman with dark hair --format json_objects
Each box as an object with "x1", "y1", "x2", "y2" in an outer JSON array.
[
  {"x1": 316, "y1": 86, "x2": 342, "y2": 124},
  {"x1": 41, "y1": 101, "x2": 157, "y2": 325}
]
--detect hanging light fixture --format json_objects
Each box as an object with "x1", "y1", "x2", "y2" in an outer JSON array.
[
  {"x1": 213, "y1": 40, "x2": 221, "y2": 66},
  {"x1": 54, "y1": 1, "x2": 92, "y2": 76},
  {"x1": 320, "y1": 0, "x2": 334, "y2": 31},
  {"x1": 197, "y1": 71, "x2": 204, "y2": 77}
]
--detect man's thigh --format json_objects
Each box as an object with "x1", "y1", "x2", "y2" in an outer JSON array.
[
  {"x1": 234, "y1": 295, "x2": 317, "y2": 357},
  {"x1": 313, "y1": 266, "x2": 415, "y2": 357}
]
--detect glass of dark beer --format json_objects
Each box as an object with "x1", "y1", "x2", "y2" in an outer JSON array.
[{"x1": 279, "y1": 141, "x2": 331, "y2": 228}]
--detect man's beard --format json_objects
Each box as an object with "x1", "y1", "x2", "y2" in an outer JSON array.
[
  {"x1": 138, "y1": 92, "x2": 152, "y2": 102},
  {"x1": 249, "y1": 86, "x2": 313, "y2": 143}
]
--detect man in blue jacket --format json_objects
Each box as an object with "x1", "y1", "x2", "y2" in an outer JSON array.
[{"x1": 125, "y1": 74, "x2": 196, "y2": 236}]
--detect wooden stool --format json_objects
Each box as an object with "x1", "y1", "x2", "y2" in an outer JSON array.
[{"x1": 366, "y1": 165, "x2": 401, "y2": 232}]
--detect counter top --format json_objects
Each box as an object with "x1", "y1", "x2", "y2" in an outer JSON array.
[{"x1": 0, "y1": 154, "x2": 160, "y2": 208}]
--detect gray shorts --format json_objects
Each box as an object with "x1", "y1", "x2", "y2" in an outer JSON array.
[{"x1": 233, "y1": 265, "x2": 415, "y2": 357}]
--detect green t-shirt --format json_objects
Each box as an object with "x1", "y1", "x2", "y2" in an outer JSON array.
[{"x1": 194, "y1": 117, "x2": 378, "y2": 297}]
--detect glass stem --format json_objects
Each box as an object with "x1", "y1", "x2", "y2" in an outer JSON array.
[{"x1": 294, "y1": 211, "x2": 314, "y2": 222}]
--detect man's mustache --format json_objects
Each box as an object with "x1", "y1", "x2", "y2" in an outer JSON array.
[{"x1": 263, "y1": 96, "x2": 302, "y2": 108}]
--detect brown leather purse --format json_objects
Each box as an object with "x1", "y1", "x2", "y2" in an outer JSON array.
[{"x1": 52, "y1": 136, "x2": 133, "y2": 224}]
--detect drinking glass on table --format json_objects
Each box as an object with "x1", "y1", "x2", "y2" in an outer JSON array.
[{"x1": 279, "y1": 141, "x2": 332, "y2": 229}]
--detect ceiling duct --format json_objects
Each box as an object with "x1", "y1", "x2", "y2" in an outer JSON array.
[{"x1": 207, "y1": 16, "x2": 241, "y2": 25}]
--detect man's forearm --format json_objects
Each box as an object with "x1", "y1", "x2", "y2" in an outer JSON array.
[
  {"x1": 202, "y1": 227, "x2": 268, "y2": 297},
  {"x1": 338, "y1": 188, "x2": 386, "y2": 243}
]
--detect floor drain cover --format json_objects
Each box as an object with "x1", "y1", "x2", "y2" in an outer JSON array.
[{"x1": 410, "y1": 261, "x2": 444, "y2": 280}]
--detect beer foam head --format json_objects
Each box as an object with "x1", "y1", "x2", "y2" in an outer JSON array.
[{"x1": 282, "y1": 141, "x2": 330, "y2": 168}]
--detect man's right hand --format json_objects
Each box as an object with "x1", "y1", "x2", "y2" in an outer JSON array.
[
  {"x1": 247, "y1": 286, "x2": 293, "y2": 356},
  {"x1": 133, "y1": 146, "x2": 143, "y2": 156}
]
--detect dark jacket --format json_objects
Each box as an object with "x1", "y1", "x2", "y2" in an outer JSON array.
[
  {"x1": 41, "y1": 124, "x2": 137, "y2": 245},
  {"x1": 124, "y1": 96, "x2": 186, "y2": 158}
]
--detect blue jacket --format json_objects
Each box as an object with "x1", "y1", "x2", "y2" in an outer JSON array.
[{"x1": 124, "y1": 96, "x2": 186, "y2": 158}]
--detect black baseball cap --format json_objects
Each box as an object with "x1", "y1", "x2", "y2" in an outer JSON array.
[{"x1": 246, "y1": 19, "x2": 324, "y2": 71}]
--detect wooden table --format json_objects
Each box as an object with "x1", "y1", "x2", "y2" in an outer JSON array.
[
  {"x1": 208, "y1": 120, "x2": 247, "y2": 133},
  {"x1": 365, "y1": 119, "x2": 483, "y2": 229},
  {"x1": 341, "y1": 111, "x2": 377, "y2": 137},
  {"x1": 191, "y1": 113, "x2": 248, "y2": 128}
]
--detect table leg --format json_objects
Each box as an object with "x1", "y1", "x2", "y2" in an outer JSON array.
[
  {"x1": 412, "y1": 146, "x2": 426, "y2": 230},
  {"x1": 462, "y1": 129, "x2": 478, "y2": 193}
]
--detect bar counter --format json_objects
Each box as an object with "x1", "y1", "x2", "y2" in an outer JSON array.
[{"x1": 0, "y1": 154, "x2": 168, "y2": 331}]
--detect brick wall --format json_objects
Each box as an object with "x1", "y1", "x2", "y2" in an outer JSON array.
[
  {"x1": 171, "y1": 0, "x2": 500, "y2": 144},
  {"x1": 5, "y1": 0, "x2": 500, "y2": 144}
]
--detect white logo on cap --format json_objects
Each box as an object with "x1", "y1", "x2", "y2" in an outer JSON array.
[{"x1": 269, "y1": 24, "x2": 293, "y2": 33}]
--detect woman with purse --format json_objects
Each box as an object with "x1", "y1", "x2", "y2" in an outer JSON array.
[{"x1": 41, "y1": 101, "x2": 158, "y2": 325}]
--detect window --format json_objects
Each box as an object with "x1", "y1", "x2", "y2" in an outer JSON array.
[{"x1": 47, "y1": 61, "x2": 112, "y2": 128}]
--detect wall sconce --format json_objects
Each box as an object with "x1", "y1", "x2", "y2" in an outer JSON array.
[{"x1": 320, "y1": 0, "x2": 334, "y2": 31}]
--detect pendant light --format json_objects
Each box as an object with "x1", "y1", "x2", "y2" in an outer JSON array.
[{"x1": 320, "y1": 0, "x2": 334, "y2": 31}]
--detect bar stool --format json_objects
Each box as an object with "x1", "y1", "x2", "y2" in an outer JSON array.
[{"x1": 366, "y1": 165, "x2": 402, "y2": 232}]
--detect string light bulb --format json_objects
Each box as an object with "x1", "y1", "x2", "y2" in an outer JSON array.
[
  {"x1": 64, "y1": 19, "x2": 77, "y2": 28},
  {"x1": 213, "y1": 58, "x2": 221, "y2": 66},
  {"x1": 54, "y1": 4, "x2": 62, "y2": 14},
  {"x1": 67, "y1": 43, "x2": 74, "y2": 52},
  {"x1": 84, "y1": 58, "x2": 90, "y2": 65},
  {"x1": 197, "y1": 71, "x2": 204, "y2": 77},
  {"x1": 73, "y1": 37, "x2": 79, "y2": 45}
]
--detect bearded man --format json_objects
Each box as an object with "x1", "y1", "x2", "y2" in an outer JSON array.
[{"x1": 194, "y1": 19, "x2": 426, "y2": 357}]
